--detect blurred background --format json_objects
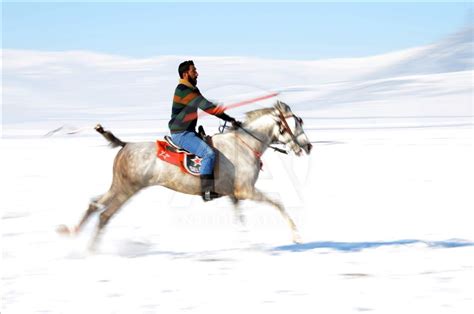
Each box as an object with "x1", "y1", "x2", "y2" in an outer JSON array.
[{"x1": 2, "y1": 1, "x2": 472, "y2": 136}]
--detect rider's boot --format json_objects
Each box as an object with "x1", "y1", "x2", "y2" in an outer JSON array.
[{"x1": 200, "y1": 174, "x2": 220, "y2": 202}]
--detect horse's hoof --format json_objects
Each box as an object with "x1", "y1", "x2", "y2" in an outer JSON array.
[
  {"x1": 56, "y1": 225, "x2": 76, "y2": 236},
  {"x1": 292, "y1": 234, "x2": 303, "y2": 244}
]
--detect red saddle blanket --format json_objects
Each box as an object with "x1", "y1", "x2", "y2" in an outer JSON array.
[{"x1": 156, "y1": 138, "x2": 202, "y2": 176}]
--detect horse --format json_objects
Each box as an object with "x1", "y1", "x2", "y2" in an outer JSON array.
[{"x1": 57, "y1": 101, "x2": 313, "y2": 249}]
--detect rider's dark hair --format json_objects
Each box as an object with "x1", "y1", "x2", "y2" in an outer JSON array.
[{"x1": 178, "y1": 60, "x2": 195, "y2": 78}]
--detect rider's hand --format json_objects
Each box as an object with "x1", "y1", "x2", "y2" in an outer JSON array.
[{"x1": 231, "y1": 119, "x2": 242, "y2": 129}]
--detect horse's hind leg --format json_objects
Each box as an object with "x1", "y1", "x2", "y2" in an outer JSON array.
[
  {"x1": 89, "y1": 191, "x2": 134, "y2": 251},
  {"x1": 57, "y1": 191, "x2": 115, "y2": 236},
  {"x1": 240, "y1": 188, "x2": 301, "y2": 243}
]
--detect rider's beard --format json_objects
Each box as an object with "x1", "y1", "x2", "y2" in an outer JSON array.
[{"x1": 188, "y1": 76, "x2": 197, "y2": 86}]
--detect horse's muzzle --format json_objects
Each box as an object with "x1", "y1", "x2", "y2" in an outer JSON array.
[{"x1": 305, "y1": 143, "x2": 313, "y2": 154}]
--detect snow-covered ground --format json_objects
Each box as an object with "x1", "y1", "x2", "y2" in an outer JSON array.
[
  {"x1": 2, "y1": 124, "x2": 473, "y2": 314},
  {"x1": 2, "y1": 27, "x2": 474, "y2": 313}
]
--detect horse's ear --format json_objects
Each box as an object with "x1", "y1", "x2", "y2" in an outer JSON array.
[
  {"x1": 274, "y1": 100, "x2": 290, "y2": 113},
  {"x1": 274, "y1": 100, "x2": 283, "y2": 110}
]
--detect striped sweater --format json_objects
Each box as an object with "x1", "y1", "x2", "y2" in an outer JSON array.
[{"x1": 168, "y1": 79, "x2": 233, "y2": 133}]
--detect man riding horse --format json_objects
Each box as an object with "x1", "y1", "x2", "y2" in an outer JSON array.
[
  {"x1": 57, "y1": 62, "x2": 312, "y2": 248},
  {"x1": 169, "y1": 60, "x2": 241, "y2": 202}
]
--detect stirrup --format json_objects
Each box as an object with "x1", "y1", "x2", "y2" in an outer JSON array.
[{"x1": 202, "y1": 191, "x2": 220, "y2": 202}]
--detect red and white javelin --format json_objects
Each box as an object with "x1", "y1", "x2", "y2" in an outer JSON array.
[{"x1": 182, "y1": 91, "x2": 279, "y2": 122}]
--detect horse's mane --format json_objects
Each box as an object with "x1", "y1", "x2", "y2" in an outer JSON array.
[
  {"x1": 244, "y1": 108, "x2": 274, "y2": 122},
  {"x1": 244, "y1": 101, "x2": 292, "y2": 123}
]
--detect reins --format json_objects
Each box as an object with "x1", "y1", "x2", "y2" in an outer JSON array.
[
  {"x1": 219, "y1": 121, "x2": 288, "y2": 155},
  {"x1": 239, "y1": 124, "x2": 288, "y2": 155}
]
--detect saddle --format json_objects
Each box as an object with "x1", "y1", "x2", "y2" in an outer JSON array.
[{"x1": 156, "y1": 126, "x2": 212, "y2": 176}]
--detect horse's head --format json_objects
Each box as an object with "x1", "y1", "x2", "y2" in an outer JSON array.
[{"x1": 272, "y1": 101, "x2": 312, "y2": 156}]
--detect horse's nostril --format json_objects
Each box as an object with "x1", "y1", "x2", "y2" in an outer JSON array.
[{"x1": 307, "y1": 143, "x2": 313, "y2": 152}]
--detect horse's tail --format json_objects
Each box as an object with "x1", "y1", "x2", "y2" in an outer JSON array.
[{"x1": 94, "y1": 124, "x2": 127, "y2": 148}]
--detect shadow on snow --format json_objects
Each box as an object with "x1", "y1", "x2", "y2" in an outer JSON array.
[
  {"x1": 102, "y1": 239, "x2": 474, "y2": 258},
  {"x1": 274, "y1": 239, "x2": 474, "y2": 253}
]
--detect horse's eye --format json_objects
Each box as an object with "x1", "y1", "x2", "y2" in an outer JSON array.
[{"x1": 296, "y1": 116, "x2": 303, "y2": 125}]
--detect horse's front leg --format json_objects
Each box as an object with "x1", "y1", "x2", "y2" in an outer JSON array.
[{"x1": 236, "y1": 188, "x2": 301, "y2": 243}]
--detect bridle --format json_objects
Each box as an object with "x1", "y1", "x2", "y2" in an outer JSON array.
[{"x1": 275, "y1": 108, "x2": 304, "y2": 147}]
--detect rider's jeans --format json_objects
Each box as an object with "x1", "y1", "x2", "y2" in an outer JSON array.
[{"x1": 171, "y1": 131, "x2": 216, "y2": 175}]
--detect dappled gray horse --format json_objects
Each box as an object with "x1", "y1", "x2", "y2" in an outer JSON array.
[{"x1": 58, "y1": 101, "x2": 312, "y2": 248}]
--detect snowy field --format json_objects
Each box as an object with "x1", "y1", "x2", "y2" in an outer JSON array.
[
  {"x1": 2, "y1": 122, "x2": 473, "y2": 314},
  {"x1": 2, "y1": 27, "x2": 474, "y2": 313}
]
